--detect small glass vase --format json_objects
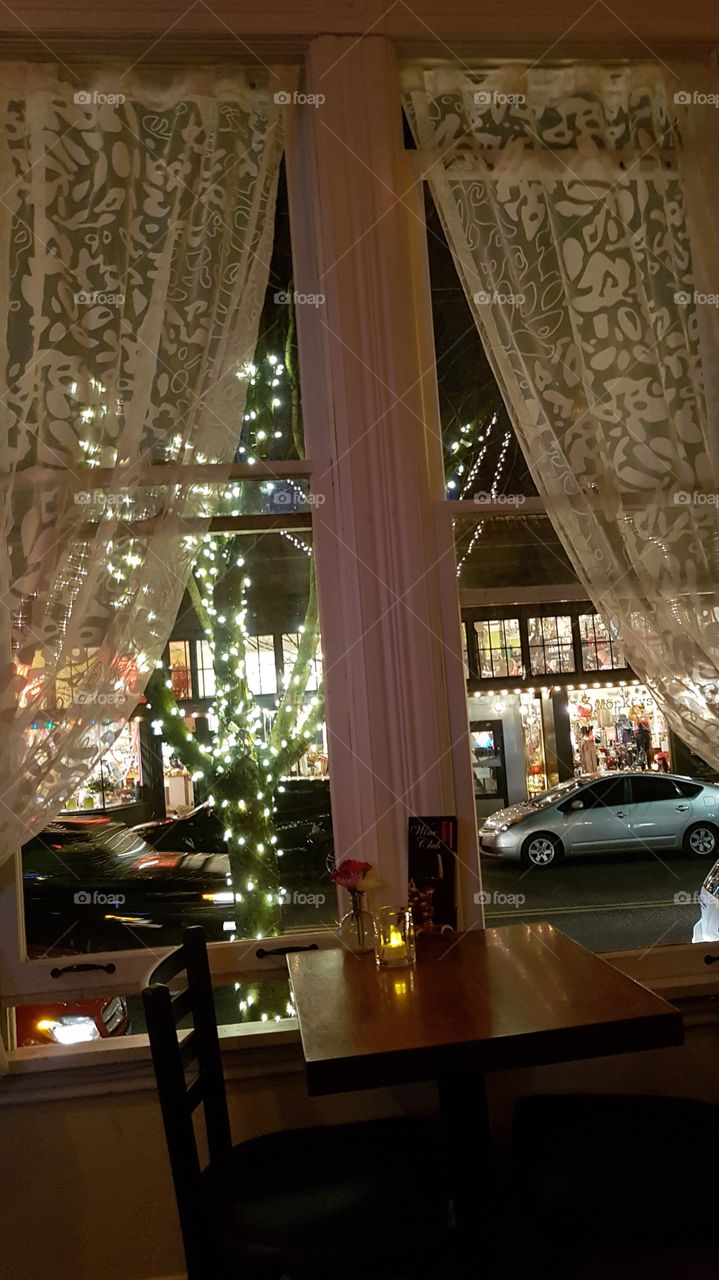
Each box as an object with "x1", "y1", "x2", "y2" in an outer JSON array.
[{"x1": 337, "y1": 889, "x2": 374, "y2": 954}]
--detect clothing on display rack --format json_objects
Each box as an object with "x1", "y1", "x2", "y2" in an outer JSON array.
[{"x1": 579, "y1": 730, "x2": 598, "y2": 774}]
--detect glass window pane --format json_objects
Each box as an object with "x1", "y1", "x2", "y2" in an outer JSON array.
[
  {"x1": 426, "y1": 177, "x2": 697, "y2": 958},
  {"x1": 579, "y1": 613, "x2": 626, "y2": 671},
  {"x1": 573, "y1": 778, "x2": 627, "y2": 809},
  {"x1": 245, "y1": 635, "x2": 277, "y2": 696},
  {"x1": 528, "y1": 615, "x2": 574, "y2": 675},
  {"x1": 630, "y1": 776, "x2": 680, "y2": 803},
  {"x1": 196, "y1": 640, "x2": 216, "y2": 699},
  {"x1": 22, "y1": 544, "x2": 334, "y2": 956},
  {"x1": 168, "y1": 640, "x2": 192, "y2": 700},
  {"x1": 235, "y1": 165, "x2": 304, "y2": 465},
  {"x1": 61, "y1": 720, "x2": 142, "y2": 813},
  {"x1": 474, "y1": 618, "x2": 521, "y2": 679}
]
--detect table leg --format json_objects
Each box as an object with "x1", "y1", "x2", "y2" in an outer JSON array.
[{"x1": 437, "y1": 1070, "x2": 501, "y2": 1277}]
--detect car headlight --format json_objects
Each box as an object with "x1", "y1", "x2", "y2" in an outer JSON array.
[{"x1": 35, "y1": 1016, "x2": 101, "y2": 1045}]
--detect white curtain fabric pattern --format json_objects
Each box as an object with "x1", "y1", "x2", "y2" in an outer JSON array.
[
  {"x1": 404, "y1": 61, "x2": 719, "y2": 769},
  {"x1": 0, "y1": 63, "x2": 285, "y2": 859}
]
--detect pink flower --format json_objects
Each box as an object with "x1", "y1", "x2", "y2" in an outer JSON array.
[{"x1": 331, "y1": 858, "x2": 372, "y2": 889}]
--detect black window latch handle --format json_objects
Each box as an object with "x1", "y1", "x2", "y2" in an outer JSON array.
[
  {"x1": 50, "y1": 962, "x2": 117, "y2": 978},
  {"x1": 255, "y1": 944, "x2": 319, "y2": 959}
]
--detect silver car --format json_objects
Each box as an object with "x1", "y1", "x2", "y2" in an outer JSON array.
[{"x1": 479, "y1": 772, "x2": 719, "y2": 869}]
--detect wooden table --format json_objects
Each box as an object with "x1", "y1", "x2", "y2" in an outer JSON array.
[
  {"x1": 288, "y1": 924, "x2": 683, "y2": 1094},
  {"x1": 288, "y1": 924, "x2": 683, "y2": 1269}
]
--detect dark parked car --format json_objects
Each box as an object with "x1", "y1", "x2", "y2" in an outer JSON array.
[
  {"x1": 22, "y1": 783, "x2": 335, "y2": 954},
  {"x1": 132, "y1": 778, "x2": 334, "y2": 888}
]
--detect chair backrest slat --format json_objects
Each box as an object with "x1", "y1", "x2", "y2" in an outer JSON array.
[{"x1": 142, "y1": 927, "x2": 233, "y2": 1280}]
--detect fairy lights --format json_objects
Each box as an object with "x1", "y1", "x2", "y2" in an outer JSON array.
[{"x1": 142, "y1": 340, "x2": 322, "y2": 1024}]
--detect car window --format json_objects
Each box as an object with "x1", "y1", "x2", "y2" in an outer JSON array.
[
  {"x1": 629, "y1": 776, "x2": 681, "y2": 803},
  {"x1": 532, "y1": 779, "x2": 584, "y2": 804},
  {"x1": 560, "y1": 778, "x2": 627, "y2": 811},
  {"x1": 674, "y1": 780, "x2": 703, "y2": 799}
]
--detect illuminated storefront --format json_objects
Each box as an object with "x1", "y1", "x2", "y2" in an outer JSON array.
[
  {"x1": 464, "y1": 603, "x2": 683, "y2": 809},
  {"x1": 62, "y1": 721, "x2": 142, "y2": 812},
  {"x1": 566, "y1": 683, "x2": 671, "y2": 774}
]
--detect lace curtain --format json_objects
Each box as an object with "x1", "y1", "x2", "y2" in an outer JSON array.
[
  {"x1": 0, "y1": 63, "x2": 285, "y2": 860},
  {"x1": 404, "y1": 62, "x2": 719, "y2": 768}
]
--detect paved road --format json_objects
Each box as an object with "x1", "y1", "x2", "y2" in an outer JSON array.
[{"x1": 480, "y1": 849, "x2": 708, "y2": 952}]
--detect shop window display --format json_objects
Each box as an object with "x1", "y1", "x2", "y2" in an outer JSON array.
[
  {"x1": 569, "y1": 684, "x2": 670, "y2": 775},
  {"x1": 520, "y1": 692, "x2": 547, "y2": 795},
  {"x1": 475, "y1": 618, "x2": 522, "y2": 679},
  {"x1": 63, "y1": 721, "x2": 141, "y2": 811},
  {"x1": 527, "y1": 615, "x2": 574, "y2": 675},
  {"x1": 168, "y1": 641, "x2": 192, "y2": 701}
]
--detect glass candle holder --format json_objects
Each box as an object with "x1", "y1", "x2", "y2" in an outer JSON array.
[{"x1": 373, "y1": 906, "x2": 416, "y2": 968}]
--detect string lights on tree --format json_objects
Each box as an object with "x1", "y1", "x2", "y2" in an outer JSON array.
[{"x1": 144, "y1": 298, "x2": 322, "y2": 1019}]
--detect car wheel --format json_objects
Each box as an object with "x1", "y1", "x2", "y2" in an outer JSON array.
[
  {"x1": 521, "y1": 833, "x2": 563, "y2": 869},
  {"x1": 683, "y1": 823, "x2": 719, "y2": 859}
]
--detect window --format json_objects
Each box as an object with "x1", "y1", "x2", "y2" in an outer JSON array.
[
  {"x1": 675, "y1": 780, "x2": 703, "y2": 799},
  {"x1": 630, "y1": 776, "x2": 682, "y2": 804},
  {"x1": 4, "y1": 160, "x2": 344, "y2": 1023},
  {"x1": 424, "y1": 159, "x2": 707, "y2": 970},
  {"x1": 562, "y1": 778, "x2": 628, "y2": 810},
  {"x1": 20, "y1": 533, "x2": 335, "y2": 962},
  {"x1": 579, "y1": 613, "x2": 625, "y2": 671},
  {"x1": 245, "y1": 635, "x2": 278, "y2": 696},
  {"x1": 475, "y1": 618, "x2": 522, "y2": 679},
  {"x1": 196, "y1": 640, "x2": 216, "y2": 700},
  {"x1": 3, "y1": 45, "x2": 715, "y2": 1068},
  {"x1": 527, "y1": 615, "x2": 574, "y2": 675},
  {"x1": 61, "y1": 720, "x2": 142, "y2": 813},
  {"x1": 168, "y1": 641, "x2": 192, "y2": 700}
]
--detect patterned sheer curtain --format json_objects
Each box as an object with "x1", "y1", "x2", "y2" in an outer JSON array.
[
  {"x1": 0, "y1": 63, "x2": 286, "y2": 860},
  {"x1": 403, "y1": 62, "x2": 719, "y2": 768}
]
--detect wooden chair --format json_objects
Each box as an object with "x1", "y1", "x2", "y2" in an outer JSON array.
[{"x1": 143, "y1": 926, "x2": 452, "y2": 1280}]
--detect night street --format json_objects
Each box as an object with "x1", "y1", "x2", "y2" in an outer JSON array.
[{"x1": 481, "y1": 851, "x2": 708, "y2": 953}]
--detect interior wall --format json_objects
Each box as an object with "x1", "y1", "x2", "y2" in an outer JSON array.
[
  {"x1": 2, "y1": 1018, "x2": 718, "y2": 1280},
  {"x1": 0, "y1": 1061, "x2": 406, "y2": 1280}
]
